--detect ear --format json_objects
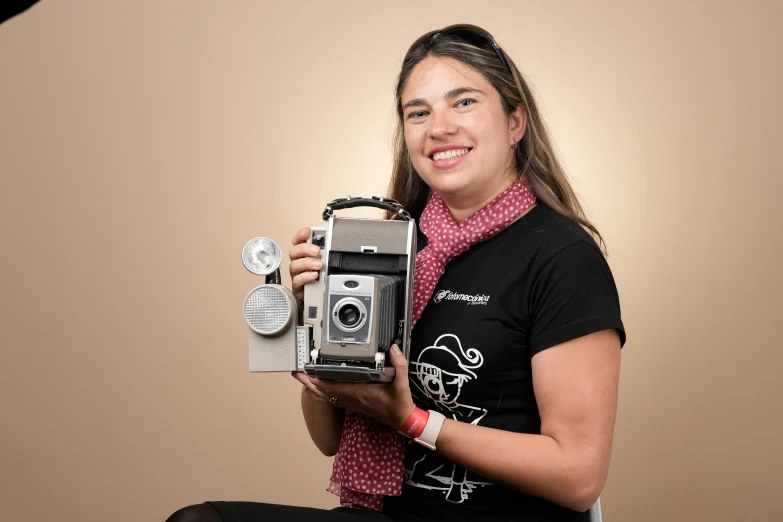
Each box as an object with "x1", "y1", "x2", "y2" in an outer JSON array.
[{"x1": 508, "y1": 106, "x2": 527, "y2": 146}]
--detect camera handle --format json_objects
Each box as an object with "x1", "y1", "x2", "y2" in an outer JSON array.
[{"x1": 322, "y1": 196, "x2": 412, "y2": 221}]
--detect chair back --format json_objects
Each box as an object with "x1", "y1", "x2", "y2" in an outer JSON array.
[{"x1": 588, "y1": 497, "x2": 602, "y2": 522}]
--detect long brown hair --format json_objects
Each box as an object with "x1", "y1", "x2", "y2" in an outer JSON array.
[{"x1": 385, "y1": 28, "x2": 607, "y2": 254}]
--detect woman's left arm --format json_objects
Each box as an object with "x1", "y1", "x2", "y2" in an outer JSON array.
[
  {"x1": 435, "y1": 328, "x2": 621, "y2": 512},
  {"x1": 311, "y1": 328, "x2": 621, "y2": 512}
]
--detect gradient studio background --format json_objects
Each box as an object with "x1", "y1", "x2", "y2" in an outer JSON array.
[{"x1": 1, "y1": 1, "x2": 781, "y2": 521}]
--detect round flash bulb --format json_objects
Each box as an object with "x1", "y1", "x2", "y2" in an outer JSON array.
[{"x1": 242, "y1": 237, "x2": 282, "y2": 275}]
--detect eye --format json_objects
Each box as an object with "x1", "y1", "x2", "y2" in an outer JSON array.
[
  {"x1": 456, "y1": 98, "x2": 476, "y2": 108},
  {"x1": 424, "y1": 377, "x2": 443, "y2": 395},
  {"x1": 446, "y1": 375, "x2": 468, "y2": 386},
  {"x1": 406, "y1": 110, "x2": 428, "y2": 120}
]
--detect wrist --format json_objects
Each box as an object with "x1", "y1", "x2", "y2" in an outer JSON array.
[
  {"x1": 398, "y1": 407, "x2": 429, "y2": 438},
  {"x1": 397, "y1": 409, "x2": 448, "y2": 451}
]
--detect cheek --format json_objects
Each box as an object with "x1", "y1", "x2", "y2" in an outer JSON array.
[
  {"x1": 468, "y1": 108, "x2": 506, "y2": 142},
  {"x1": 404, "y1": 130, "x2": 430, "y2": 170},
  {"x1": 404, "y1": 127, "x2": 424, "y2": 150},
  {"x1": 472, "y1": 119, "x2": 500, "y2": 146}
]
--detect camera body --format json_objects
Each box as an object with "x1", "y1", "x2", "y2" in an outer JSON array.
[{"x1": 243, "y1": 197, "x2": 416, "y2": 382}]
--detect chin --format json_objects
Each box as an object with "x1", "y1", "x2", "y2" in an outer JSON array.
[
  {"x1": 431, "y1": 178, "x2": 482, "y2": 200},
  {"x1": 419, "y1": 171, "x2": 474, "y2": 197}
]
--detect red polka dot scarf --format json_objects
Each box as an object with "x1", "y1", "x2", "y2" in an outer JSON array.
[{"x1": 328, "y1": 177, "x2": 537, "y2": 510}]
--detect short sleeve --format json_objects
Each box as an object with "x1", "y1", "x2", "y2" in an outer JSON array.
[{"x1": 529, "y1": 241, "x2": 626, "y2": 356}]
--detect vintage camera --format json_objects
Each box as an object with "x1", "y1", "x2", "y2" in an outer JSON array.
[{"x1": 242, "y1": 196, "x2": 416, "y2": 382}]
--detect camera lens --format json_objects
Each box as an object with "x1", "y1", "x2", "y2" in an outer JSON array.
[
  {"x1": 333, "y1": 298, "x2": 367, "y2": 333},
  {"x1": 338, "y1": 304, "x2": 360, "y2": 327}
]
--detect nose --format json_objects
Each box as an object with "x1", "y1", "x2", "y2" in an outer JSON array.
[{"x1": 428, "y1": 107, "x2": 458, "y2": 140}]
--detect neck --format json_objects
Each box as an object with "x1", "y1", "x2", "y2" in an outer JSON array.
[{"x1": 439, "y1": 174, "x2": 517, "y2": 223}]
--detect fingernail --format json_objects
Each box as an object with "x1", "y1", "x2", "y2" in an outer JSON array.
[
  {"x1": 392, "y1": 345, "x2": 401, "y2": 355},
  {"x1": 314, "y1": 261, "x2": 323, "y2": 269},
  {"x1": 310, "y1": 246, "x2": 320, "y2": 255}
]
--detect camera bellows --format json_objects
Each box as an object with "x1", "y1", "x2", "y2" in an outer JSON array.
[
  {"x1": 377, "y1": 275, "x2": 405, "y2": 351},
  {"x1": 244, "y1": 285, "x2": 294, "y2": 335}
]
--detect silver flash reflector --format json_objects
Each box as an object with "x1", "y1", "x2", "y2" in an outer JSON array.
[
  {"x1": 241, "y1": 236, "x2": 310, "y2": 372},
  {"x1": 243, "y1": 285, "x2": 293, "y2": 335},
  {"x1": 242, "y1": 237, "x2": 282, "y2": 276}
]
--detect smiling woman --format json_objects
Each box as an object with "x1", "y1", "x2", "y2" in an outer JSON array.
[
  {"x1": 387, "y1": 25, "x2": 605, "y2": 246},
  {"x1": 400, "y1": 60, "x2": 524, "y2": 219},
  {"x1": 168, "y1": 23, "x2": 625, "y2": 522}
]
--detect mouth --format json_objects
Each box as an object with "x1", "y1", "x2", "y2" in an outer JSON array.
[
  {"x1": 429, "y1": 148, "x2": 472, "y2": 169},
  {"x1": 429, "y1": 148, "x2": 472, "y2": 161}
]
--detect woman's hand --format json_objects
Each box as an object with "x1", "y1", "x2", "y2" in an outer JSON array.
[
  {"x1": 290, "y1": 370, "x2": 332, "y2": 404},
  {"x1": 288, "y1": 227, "x2": 323, "y2": 302},
  {"x1": 310, "y1": 345, "x2": 416, "y2": 430}
]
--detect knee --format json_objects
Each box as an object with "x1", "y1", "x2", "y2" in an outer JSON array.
[{"x1": 166, "y1": 503, "x2": 221, "y2": 522}]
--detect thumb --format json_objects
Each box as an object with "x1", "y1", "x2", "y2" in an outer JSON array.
[{"x1": 390, "y1": 344, "x2": 408, "y2": 379}]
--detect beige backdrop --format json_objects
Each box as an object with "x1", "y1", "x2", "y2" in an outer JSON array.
[{"x1": 1, "y1": 1, "x2": 781, "y2": 521}]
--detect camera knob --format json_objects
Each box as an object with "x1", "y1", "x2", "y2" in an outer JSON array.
[{"x1": 311, "y1": 232, "x2": 326, "y2": 248}]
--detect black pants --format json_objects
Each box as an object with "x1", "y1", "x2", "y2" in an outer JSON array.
[{"x1": 167, "y1": 502, "x2": 398, "y2": 522}]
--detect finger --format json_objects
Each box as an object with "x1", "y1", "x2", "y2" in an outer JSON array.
[
  {"x1": 289, "y1": 257, "x2": 324, "y2": 278},
  {"x1": 389, "y1": 345, "x2": 410, "y2": 385},
  {"x1": 292, "y1": 227, "x2": 311, "y2": 246},
  {"x1": 309, "y1": 377, "x2": 329, "y2": 393},
  {"x1": 312, "y1": 379, "x2": 367, "y2": 405},
  {"x1": 306, "y1": 382, "x2": 330, "y2": 400},
  {"x1": 305, "y1": 388, "x2": 328, "y2": 403},
  {"x1": 292, "y1": 271, "x2": 320, "y2": 293},
  {"x1": 292, "y1": 372, "x2": 329, "y2": 398},
  {"x1": 291, "y1": 371, "x2": 313, "y2": 388},
  {"x1": 289, "y1": 242, "x2": 321, "y2": 262},
  {"x1": 309, "y1": 377, "x2": 343, "y2": 396}
]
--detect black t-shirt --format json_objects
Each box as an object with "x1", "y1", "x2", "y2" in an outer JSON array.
[{"x1": 383, "y1": 203, "x2": 626, "y2": 522}]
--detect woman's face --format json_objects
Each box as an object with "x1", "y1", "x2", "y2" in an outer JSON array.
[{"x1": 401, "y1": 56, "x2": 524, "y2": 205}]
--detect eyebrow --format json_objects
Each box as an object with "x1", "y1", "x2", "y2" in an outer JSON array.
[{"x1": 401, "y1": 87, "x2": 487, "y2": 111}]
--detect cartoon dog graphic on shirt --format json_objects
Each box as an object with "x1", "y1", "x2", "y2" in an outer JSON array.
[{"x1": 407, "y1": 334, "x2": 491, "y2": 503}]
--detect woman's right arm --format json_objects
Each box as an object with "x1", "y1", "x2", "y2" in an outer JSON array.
[
  {"x1": 295, "y1": 375, "x2": 345, "y2": 456},
  {"x1": 289, "y1": 227, "x2": 345, "y2": 457}
]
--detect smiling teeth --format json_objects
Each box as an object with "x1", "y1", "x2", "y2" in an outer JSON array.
[{"x1": 432, "y1": 148, "x2": 470, "y2": 161}]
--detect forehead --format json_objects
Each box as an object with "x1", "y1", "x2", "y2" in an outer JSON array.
[{"x1": 401, "y1": 56, "x2": 492, "y2": 102}]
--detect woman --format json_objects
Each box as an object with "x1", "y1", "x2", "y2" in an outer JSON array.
[{"x1": 169, "y1": 23, "x2": 625, "y2": 522}]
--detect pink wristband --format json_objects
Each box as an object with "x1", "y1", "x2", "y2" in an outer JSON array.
[{"x1": 399, "y1": 407, "x2": 429, "y2": 438}]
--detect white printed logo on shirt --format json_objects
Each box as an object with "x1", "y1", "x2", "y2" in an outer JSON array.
[{"x1": 432, "y1": 289, "x2": 490, "y2": 305}]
